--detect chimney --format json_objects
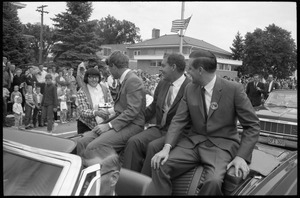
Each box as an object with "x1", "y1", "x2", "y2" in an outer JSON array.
[{"x1": 152, "y1": 28, "x2": 160, "y2": 39}]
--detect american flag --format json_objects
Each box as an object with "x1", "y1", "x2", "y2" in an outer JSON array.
[{"x1": 171, "y1": 16, "x2": 191, "y2": 33}]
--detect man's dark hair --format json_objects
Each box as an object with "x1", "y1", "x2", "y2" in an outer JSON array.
[
  {"x1": 82, "y1": 144, "x2": 121, "y2": 172},
  {"x1": 83, "y1": 68, "x2": 102, "y2": 84},
  {"x1": 164, "y1": 53, "x2": 186, "y2": 73},
  {"x1": 105, "y1": 51, "x2": 129, "y2": 69},
  {"x1": 189, "y1": 50, "x2": 217, "y2": 73}
]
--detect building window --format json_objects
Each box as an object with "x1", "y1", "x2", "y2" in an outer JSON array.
[
  {"x1": 102, "y1": 47, "x2": 112, "y2": 56},
  {"x1": 217, "y1": 63, "x2": 231, "y2": 71},
  {"x1": 134, "y1": 50, "x2": 141, "y2": 56},
  {"x1": 150, "y1": 60, "x2": 162, "y2": 67}
]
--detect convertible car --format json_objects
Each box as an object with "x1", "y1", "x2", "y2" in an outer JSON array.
[{"x1": 3, "y1": 90, "x2": 297, "y2": 195}]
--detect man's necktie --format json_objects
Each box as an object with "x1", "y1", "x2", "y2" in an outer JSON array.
[
  {"x1": 161, "y1": 84, "x2": 174, "y2": 127},
  {"x1": 201, "y1": 86, "x2": 208, "y2": 121}
]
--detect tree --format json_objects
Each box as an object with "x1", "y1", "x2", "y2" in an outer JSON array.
[
  {"x1": 96, "y1": 15, "x2": 142, "y2": 44},
  {"x1": 3, "y1": 2, "x2": 32, "y2": 65},
  {"x1": 230, "y1": 31, "x2": 246, "y2": 77},
  {"x1": 243, "y1": 24, "x2": 297, "y2": 79},
  {"x1": 230, "y1": 31, "x2": 244, "y2": 60},
  {"x1": 51, "y1": 2, "x2": 103, "y2": 69},
  {"x1": 21, "y1": 23, "x2": 55, "y2": 64}
]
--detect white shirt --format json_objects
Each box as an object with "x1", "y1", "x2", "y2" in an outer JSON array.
[
  {"x1": 36, "y1": 93, "x2": 42, "y2": 104},
  {"x1": 169, "y1": 74, "x2": 186, "y2": 105},
  {"x1": 268, "y1": 81, "x2": 274, "y2": 92},
  {"x1": 119, "y1": 69, "x2": 131, "y2": 84},
  {"x1": 36, "y1": 70, "x2": 47, "y2": 83},
  {"x1": 87, "y1": 84, "x2": 105, "y2": 110},
  {"x1": 203, "y1": 75, "x2": 216, "y2": 114}
]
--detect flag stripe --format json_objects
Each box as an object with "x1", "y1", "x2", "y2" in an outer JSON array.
[{"x1": 170, "y1": 16, "x2": 191, "y2": 33}]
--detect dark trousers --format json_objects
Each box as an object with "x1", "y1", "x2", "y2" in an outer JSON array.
[
  {"x1": 37, "y1": 82, "x2": 46, "y2": 95},
  {"x1": 141, "y1": 136, "x2": 165, "y2": 177},
  {"x1": 3, "y1": 97, "x2": 8, "y2": 124},
  {"x1": 41, "y1": 105, "x2": 54, "y2": 132},
  {"x1": 77, "y1": 120, "x2": 91, "y2": 134},
  {"x1": 24, "y1": 103, "x2": 33, "y2": 126},
  {"x1": 32, "y1": 106, "x2": 42, "y2": 127},
  {"x1": 145, "y1": 140, "x2": 232, "y2": 195},
  {"x1": 122, "y1": 127, "x2": 166, "y2": 176},
  {"x1": 76, "y1": 123, "x2": 143, "y2": 157}
]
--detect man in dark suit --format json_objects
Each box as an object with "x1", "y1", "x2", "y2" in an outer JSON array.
[
  {"x1": 264, "y1": 74, "x2": 280, "y2": 99},
  {"x1": 246, "y1": 74, "x2": 265, "y2": 107},
  {"x1": 122, "y1": 53, "x2": 191, "y2": 176},
  {"x1": 76, "y1": 50, "x2": 146, "y2": 156},
  {"x1": 146, "y1": 49, "x2": 260, "y2": 195}
]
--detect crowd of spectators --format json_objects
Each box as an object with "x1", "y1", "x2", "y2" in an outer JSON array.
[
  {"x1": 2, "y1": 57, "x2": 162, "y2": 129},
  {"x1": 222, "y1": 74, "x2": 297, "y2": 91},
  {"x1": 4, "y1": 55, "x2": 296, "y2": 129}
]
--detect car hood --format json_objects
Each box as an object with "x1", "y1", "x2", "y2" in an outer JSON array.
[{"x1": 256, "y1": 108, "x2": 297, "y2": 123}]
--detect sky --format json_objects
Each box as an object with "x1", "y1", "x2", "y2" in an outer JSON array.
[{"x1": 17, "y1": 1, "x2": 297, "y2": 52}]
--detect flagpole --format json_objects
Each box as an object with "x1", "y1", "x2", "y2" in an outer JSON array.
[{"x1": 179, "y1": 2, "x2": 185, "y2": 54}]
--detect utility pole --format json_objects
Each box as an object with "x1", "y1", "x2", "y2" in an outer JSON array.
[{"x1": 36, "y1": 5, "x2": 48, "y2": 64}]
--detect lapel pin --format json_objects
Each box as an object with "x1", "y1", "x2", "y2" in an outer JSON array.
[{"x1": 210, "y1": 102, "x2": 218, "y2": 110}]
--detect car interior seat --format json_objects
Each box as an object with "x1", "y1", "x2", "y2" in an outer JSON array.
[{"x1": 115, "y1": 168, "x2": 152, "y2": 195}]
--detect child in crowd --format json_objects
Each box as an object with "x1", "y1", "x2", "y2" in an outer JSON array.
[
  {"x1": 41, "y1": 74, "x2": 58, "y2": 133},
  {"x1": 10, "y1": 85, "x2": 23, "y2": 105},
  {"x1": 66, "y1": 88, "x2": 72, "y2": 121},
  {"x1": 24, "y1": 85, "x2": 35, "y2": 129},
  {"x1": 3, "y1": 87, "x2": 10, "y2": 127},
  {"x1": 58, "y1": 85, "x2": 68, "y2": 123},
  {"x1": 33, "y1": 86, "x2": 43, "y2": 128},
  {"x1": 13, "y1": 96, "x2": 23, "y2": 130}
]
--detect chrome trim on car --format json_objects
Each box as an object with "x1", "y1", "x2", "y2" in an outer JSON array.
[{"x1": 3, "y1": 139, "x2": 82, "y2": 195}]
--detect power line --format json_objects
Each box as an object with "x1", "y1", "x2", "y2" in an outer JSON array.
[{"x1": 36, "y1": 5, "x2": 49, "y2": 64}]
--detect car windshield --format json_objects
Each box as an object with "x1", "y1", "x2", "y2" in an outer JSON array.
[
  {"x1": 265, "y1": 91, "x2": 297, "y2": 110},
  {"x1": 3, "y1": 150, "x2": 63, "y2": 195}
]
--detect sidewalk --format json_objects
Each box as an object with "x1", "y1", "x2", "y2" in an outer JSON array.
[{"x1": 5, "y1": 114, "x2": 78, "y2": 137}]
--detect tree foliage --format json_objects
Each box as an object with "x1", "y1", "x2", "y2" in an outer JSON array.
[
  {"x1": 243, "y1": 24, "x2": 297, "y2": 79},
  {"x1": 21, "y1": 23, "x2": 55, "y2": 64},
  {"x1": 96, "y1": 15, "x2": 142, "y2": 44},
  {"x1": 3, "y1": 2, "x2": 32, "y2": 65},
  {"x1": 230, "y1": 31, "x2": 246, "y2": 77},
  {"x1": 51, "y1": 1, "x2": 102, "y2": 69},
  {"x1": 230, "y1": 31, "x2": 244, "y2": 61}
]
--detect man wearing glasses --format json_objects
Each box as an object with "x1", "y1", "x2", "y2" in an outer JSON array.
[{"x1": 82, "y1": 144, "x2": 121, "y2": 195}]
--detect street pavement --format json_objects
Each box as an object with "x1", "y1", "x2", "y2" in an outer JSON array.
[{"x1": 3, "y1": 119, "x2": 78, "y2": 139}]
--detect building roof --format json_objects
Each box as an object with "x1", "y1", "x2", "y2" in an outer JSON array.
[
  {"x1": 127, "y1": 34, "x2": 231, "y2": 55},
  {"x1": 101, "y1": 44, "x2": 132, "y2": 52}
]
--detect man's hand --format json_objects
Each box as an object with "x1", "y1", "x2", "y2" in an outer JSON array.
[
  {"x1": 95, "y1": 109, "x2": 110, "y2": 119},
  {"x1": 226, "y1": 156, "x2": 250, "y2": 180},
  {"x1": 151, "y1": 144, "x2": 171, "y2": 170},
  {"x1": 92, "y1": 123, "x2": 110, "y2": 135}
]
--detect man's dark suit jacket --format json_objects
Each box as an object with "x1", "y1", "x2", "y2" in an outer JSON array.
[
  {"x1": 165, "y1": 77, "x2": 260, "y2": 164},
  {"x1": 111, "y1": 70, "x2": 146, "y2": 131},
  {"x1": 246, "y1": 81, "x2": 265, "y2": 107},
  {"x1": 144, "y1": 77, "x2": 191, "y2": 131}
]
